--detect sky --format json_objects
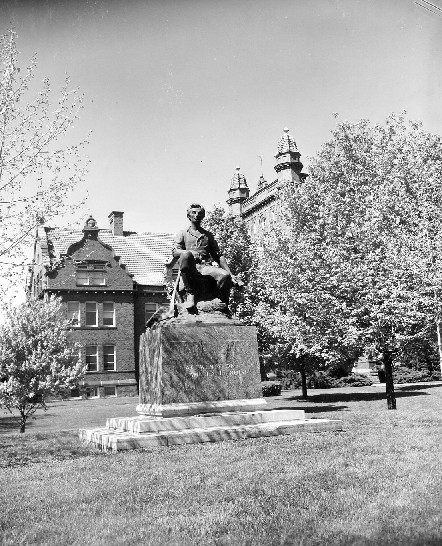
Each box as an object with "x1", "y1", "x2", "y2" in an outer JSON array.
[{"x1": 1, "y1": 0, "x2": 442, "y2": 237}]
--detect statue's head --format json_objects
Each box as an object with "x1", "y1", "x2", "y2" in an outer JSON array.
[{"x1": 187, "y1": 203, "x2": 205, "y2": 222}]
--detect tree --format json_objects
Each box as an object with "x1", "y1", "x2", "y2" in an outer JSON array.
[
  {"x1": 255, "y1": 113, "x2": 442, "y2": 408},
  {"x1": 0, "y1": 30, "x2": 89, "y2": 294},
  {"x1": 0, "y1": 296, "x2": 85, "y2": 432},
  {"x1": 203, "y1": 205, "x2": 256, "y2": 316},
  {"x1": 245, "y1": 189, "x2": 361, "y2": 398},
  {"x1": 310, "y1": 113, "x2": 442, "y2": 408}
]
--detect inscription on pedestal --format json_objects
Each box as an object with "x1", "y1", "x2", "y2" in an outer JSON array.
[{"x1": 139, "y1": 323, "x2": 262, "y2": 406}]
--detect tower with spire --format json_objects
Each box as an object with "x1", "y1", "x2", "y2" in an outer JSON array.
[
  {"x1": 227, "y1": 128, "x2": 307, "y2": 239},
  {"x1": 274, "y1": 128, "x2": 305, "y2": 184},
  {"x1": 226, "y1": 166, "x2": 250, "y2": 216}
]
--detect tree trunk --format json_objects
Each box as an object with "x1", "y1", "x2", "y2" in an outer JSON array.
[
  {"x1": 436, "y1": 321, "x2": 442, "y2": 376},
  {"x1": 383, "y1": 351, "x2": 396, "y2": 410},
  {"x1": 19, "y1": 411, "x2": 26, "y2": 433},
  {"x1": 300, "y1": 364, "x2": 308, "y2": 399}
]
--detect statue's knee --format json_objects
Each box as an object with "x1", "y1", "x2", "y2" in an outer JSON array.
[
  {"x1": 179, "y1": 250, "x2": 194, "y2": 268},
  {"x1": 218, "y1": 271, "x2": 231, "y2": 288}
]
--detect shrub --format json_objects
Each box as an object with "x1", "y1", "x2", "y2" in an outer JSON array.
[
  {"x1": 393, "y1": 366, "x2": 437, "y2": 384},
  {"x1": 276, "y1": 370, "x2": 302, "y2": 390},
  {"x1": 337, "y1": 373, "x2": 373, "y2": 387},
  {"x1": 310, "y1": 371, "x2": 373, "y2": 388},
  {"x1": 310, "y1": 371, "x2": 336, "y2": 389},
  {"x1": 261, "y1": 381, "x2": 282, "y2": 397},
  {"x1": 276, "y1": 369, "x2": 373, "y2": 389}
]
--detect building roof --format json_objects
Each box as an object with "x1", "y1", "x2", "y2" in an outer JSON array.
[{"x1": 42, "y1": 227, "x2": 175, "y2": 286}]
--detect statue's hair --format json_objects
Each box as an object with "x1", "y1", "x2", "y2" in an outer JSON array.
[{"x1": 187, "y1": 203, "x2": 205, "y2": 219}]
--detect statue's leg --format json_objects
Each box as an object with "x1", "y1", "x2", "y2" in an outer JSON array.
[
  {"x1": 179, "y1": 251, "x2": 197, "y2": 308},
  {"x1": 201, "y1": 266, "x2": 232, "y2": 305}
]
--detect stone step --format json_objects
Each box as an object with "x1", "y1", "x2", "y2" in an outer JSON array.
[
  {"x1": 80, "y1": 417, "x2": 343, "y2": 452},
  {"x1": 136, "y1": 398, "x2": 268, "y2": 418},
  {"x1": 107, "y1": 409, "x2": 306, "y2": 434}
]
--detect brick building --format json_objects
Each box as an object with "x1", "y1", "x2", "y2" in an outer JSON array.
[
  {"x1": 27, "y1": 211, "x2": 175, "y2": 398},
  {"x1": 227, "y1": 128, "x2": 307, "y2": 239}
]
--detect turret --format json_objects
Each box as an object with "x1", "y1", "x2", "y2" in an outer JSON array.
[
  {"x1": 274, "y1": 128, "x2": 306, "y2": 184},
  {"x1": 226, "y1": 166, "x2": 249, "y2": 215}
]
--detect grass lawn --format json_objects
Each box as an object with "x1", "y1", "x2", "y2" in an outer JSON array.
[{"x1": 1, "y1": 383, "x2": 441, "y2": 546}]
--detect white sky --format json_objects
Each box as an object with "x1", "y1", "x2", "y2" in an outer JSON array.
[{"x1": 1, "y1": 0, "x2": 441, "y2": 238}]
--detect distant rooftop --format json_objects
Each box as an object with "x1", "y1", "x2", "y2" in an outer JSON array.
[{"x1": 43, "y1": 227, "x2": 175, "y2": 286}]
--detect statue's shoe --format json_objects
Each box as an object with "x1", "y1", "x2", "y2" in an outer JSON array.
[{"x1": 184, "y1": 293, "x2": 195, "y2": 309}]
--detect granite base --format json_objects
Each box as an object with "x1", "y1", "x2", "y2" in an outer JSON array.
[{"x1": 138, "y1": 322, "x2": 263, "y2": 409}]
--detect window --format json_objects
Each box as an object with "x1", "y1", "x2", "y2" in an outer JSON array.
[
  {"x1": 103, "y1": 302, "x2": 115, "y2": 326},
  {"x1": 104, "y1": 386, "x2": 116, "y2": 397},
  {"x1": 145, "y1": 302, "x2": 159, "y2": 324},
  {"x1": 86, "y1": 345, "x2": 98, "y2": 371},
  {"x1": 85, "y1": 386, "x2": 99, "y2": 398},
  {"x1": 76, "y1": 263, "x2": 106, "y2": 286},
  {"x1": 67, "y1": 301, "x2": 80, "y2": 326},
  {"x1": 76, "y1": 270, "x2": 88, "y2": 285},
  {"x1": 85, "y1": 302, "x2": 98, "y2": 326},
  {"x1": 103, "y1": 345, "x2": 116, "y2": 371}
]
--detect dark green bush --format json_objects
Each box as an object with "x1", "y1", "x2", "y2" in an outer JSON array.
[
  {"x1": 337, "y1": 373, "x2": 373, "y2": 387},
  {"x1": 310, "y1": 371, "x2": 337, "y2": 388},
  {"x1": 276, "y1": 369, "x2": 373, "y2": 389},
  {"x1": 393, "y1": 366, "x2": 439, "y2": 384},
  {"x1": 277, "y1": 370, "x2": 302, "y2": 390},
  {"x1": 310, "y1": 371, "x2": 373, "y2": 388},
  {"x1": 261, "y1": 381, "x2": 282, "y2": 397}
]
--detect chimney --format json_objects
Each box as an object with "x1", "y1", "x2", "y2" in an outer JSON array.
[{"x1": 108, "y1": 211, "x2": 124, "y2": 236}]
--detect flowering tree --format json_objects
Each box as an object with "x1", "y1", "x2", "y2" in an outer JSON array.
[
  {"x1": 203, "y1": 205, "x2": 256, "y2": 315},
  {"x1": 247, "y1": 186, "x2": 362, "y2": 398},
  {"x1": 0, "y1": 30, "x2": 89, "y2": 294},
  {"x1": 254, "y1": 114, "x2": 442, "y2": 408},
  {"x1": 310, "y1": 114, "x2": 442, "y2": 407},
  {"x1": 0, "y1": 296, "x2": 85, "y2": 432}
]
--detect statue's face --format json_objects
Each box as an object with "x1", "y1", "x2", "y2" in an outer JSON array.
[{"x1": 188, "y1": 207, "x2": 205, "y2": 223}]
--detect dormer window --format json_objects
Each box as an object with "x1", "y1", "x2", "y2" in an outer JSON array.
[{"x1": 76, "y1": 263, "x2": 106, "y2": 286}]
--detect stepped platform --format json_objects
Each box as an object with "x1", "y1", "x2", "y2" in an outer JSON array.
[{"x1": 79, "y1": 403, "x2": 342, "y2": 452}]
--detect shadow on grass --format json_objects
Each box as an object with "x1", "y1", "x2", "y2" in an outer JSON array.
[
  {"x1": 395, "y1": 383, "x2": 442, "y2": 391},
  {"x1": 0, "y1": 412, "x2": 48, "y2": 434},
  {"x1": 285, "y1": 390, "x2": 430, "y2": 404},
  {"x1": 271, "y1": 404, "x2": 348, "y2": 413},
  {"x1": 0, "y1": 415, "x2": 20, "y2": 433}
]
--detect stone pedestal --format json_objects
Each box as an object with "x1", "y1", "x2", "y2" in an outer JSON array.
[{"x1": 137, "y1": 321, "x2": 266, "y2": 415}]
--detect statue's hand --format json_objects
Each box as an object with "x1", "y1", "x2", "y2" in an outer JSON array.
[
  {"x1": 191, "y1": 250, "x2": 202, "y2": 263},
  {"x1": 232, "y1": 276, "x2": 244, "y2": 288}
]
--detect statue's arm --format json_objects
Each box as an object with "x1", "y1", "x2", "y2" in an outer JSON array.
[
  {"x1": 219, "y1": 254, "x2": 243, "y2": 287},
  {"x1": 218, "y1": 255, "x2": 232, "y2": 275},
  {"x1": 172, "y1": 231, "x2": 185, "y2": 258},
  {"x1": 210, "y1": 234, "x2": 231, "y2": 273}
]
